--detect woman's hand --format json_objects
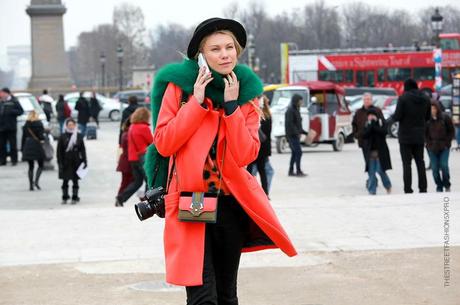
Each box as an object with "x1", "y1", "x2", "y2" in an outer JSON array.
[
  {"x1": 223, "y1": 71, "x2": 239, "y2": 102},
  {"x1": 193, "y1": 66, "x2": 213, "y2": 104}
]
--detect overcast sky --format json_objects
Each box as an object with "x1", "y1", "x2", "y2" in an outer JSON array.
[{"x1": 0, "y1": 0, "x2": 458, "y2": 68}]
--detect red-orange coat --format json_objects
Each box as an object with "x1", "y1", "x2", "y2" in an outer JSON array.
[{"x1": 154, "y1": 83, "x2": 297, "y2": 286}]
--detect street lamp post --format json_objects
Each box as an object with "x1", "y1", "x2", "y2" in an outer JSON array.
[
  {"x1": 99, "y1": 52, "x2": 106, "y2": 89},
  {"x1": 247, "y1": 33, "x2": 255, "y2": 70},
  {"x1": 117, "y1": 44, "x2": 124, "y2": 117},
  {"x1": 431, "y1": 8, "x2": 444, "y2": 92},
  {"x1": 431, "y1": 8, "x2": 443, "y2": 47},
  {"x1": 117, "y1": 44, "x2": 124, "y2": 91}
]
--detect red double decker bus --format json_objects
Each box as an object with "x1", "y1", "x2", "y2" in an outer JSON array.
[{"x1": 286, "y1": 33, "x2": 460, "y2": 95}]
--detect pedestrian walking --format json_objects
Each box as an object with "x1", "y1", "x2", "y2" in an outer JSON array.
[
  {"x1": 145, "y1": 17, "x2": 296, "y2": 304},
  {"x1": 392, "y1": 78, "x2": 431, "y2": 193},
  {"x1": 115, "y1": 107, "x2": 153, "y2": 207},
  {"x1": 21, "y1": 110, "x2": 45, "y2": 191},
  {"x1": 55, "y1": 94, "x2": 71, "y2": 133},
  {"x1": 116, "y1": 118, "x2": 134, "y2": 199},
  {"x1": 38, "y1": 89, "x2": 54, "y2": 122},
  {"x1": 248, "y1": 95, "x2": 272, "y2": 195},
  {"x1": 57, "y1": 118, "x2": 87, "y2": 204},
  {"x1": 352, "y1": 93, "x2": 384, "y2": 168},
  {"x1": 425, "y1": 101, "x2": 455, "y2": 192},
  {"x1": 119, "y1": 95, "x2": 141, "y2": 144},
  {"x1": 0, "y1": 87, "x2": 24, "y2": 166},
  {"x1": 362, "y1": 108, "x2": 392, "y2": 195},
  {"x1": 89, "y1": 91, "x2": 102, "y2": 127},
  {"x1": 75, "y1": 92, "x2": 91, "y2": 137},
  {"x1": 285, "y1": 94, "x2": 308, "y2": 176}
]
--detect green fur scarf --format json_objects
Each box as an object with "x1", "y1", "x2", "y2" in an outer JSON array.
[{"x1": 144, "y1": 58, "x2": 263, "y2": 188}]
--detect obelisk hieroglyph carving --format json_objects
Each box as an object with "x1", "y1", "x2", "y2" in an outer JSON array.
[{"x1": 26, "y1": 0, "x2": 72, "y2": 90}]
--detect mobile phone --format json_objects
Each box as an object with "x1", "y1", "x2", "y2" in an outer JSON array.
[{"x1": 197, "y1": 53, "x2": 210, "y2": 73}]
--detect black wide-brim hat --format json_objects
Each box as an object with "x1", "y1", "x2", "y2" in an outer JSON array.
[{"x1": 187, "y1": 18, "x2": 247, "y2": 59}]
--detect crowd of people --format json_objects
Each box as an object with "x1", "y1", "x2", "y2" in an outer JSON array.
[{"x1": 352, "y1": 78, "x2": 456, "y2": 195}]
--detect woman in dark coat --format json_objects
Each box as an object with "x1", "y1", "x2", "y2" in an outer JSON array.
[
  {"x1": 425, "y1": 101, "x2": 455, "y2": 192},
  {"x1": 21, "y1": 110, "x2": 45, "y2": 191},
  {"x1": 116, "y1": 118, "x2": 134, "y2": 203},
  {"x1": 57, "y1": 118, "x2": 87, "y2": 204},
  {"x1": 362, "y1": 107, "x2": 392, "y2": 195},
  {"x1": 89, "y1": 91, "x2": 103, "y2": 127},
  {"x1": 285, "y1": 94, "x2": 307, "y2": 176}
]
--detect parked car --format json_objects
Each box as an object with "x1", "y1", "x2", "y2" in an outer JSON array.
[
  {"x1": 64, "y1": 92, "x2": 123, "y2": 121},
  {"x1": 14, "y1": 93, "x2": 49, "y2": 150},
  {"x1": 113, "y1": 90, "x2": 150, "y2": 107},
  {"x1": 271, "y1": 81, "x2": 352, "y2": 153}
]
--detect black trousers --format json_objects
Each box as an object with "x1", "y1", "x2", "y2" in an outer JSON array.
[
  {"x1": 399, "y1": 143, "x2": 427, "y2": 193},
  {"x1": 287, "y1": 135, "x2": 302, "y2": 173},
  {"x1": 0, "y1": 129, "x2": 18, "y2": 164},
  {"x1": 117, "y1": 160, "x2": 146, "y2": 203},
  {"x1": 186, "y1": 195, "x2": 249, "y2": 305}
]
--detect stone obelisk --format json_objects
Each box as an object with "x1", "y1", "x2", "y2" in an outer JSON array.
[{"x1": 26, "y1": 0, "x2": 72, "y2": 90}]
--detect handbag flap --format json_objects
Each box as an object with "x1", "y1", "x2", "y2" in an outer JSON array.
[{"x1": 178, "y1": 192, "x2": 217, "y2": 212}]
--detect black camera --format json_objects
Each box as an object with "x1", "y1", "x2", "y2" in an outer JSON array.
[{"x1": 134, "y1": 186, "x2": 166, "y2": 221}]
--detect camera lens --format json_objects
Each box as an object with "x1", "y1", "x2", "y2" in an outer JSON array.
[{"x1": 134, "y1": 202, "x2": 155, "y2": 221}]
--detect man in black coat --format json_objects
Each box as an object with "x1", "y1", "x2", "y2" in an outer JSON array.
[
  {"x1": 75, "y1": 92, "x2": 91, "y2": 137},
  {"x1": 392, "y1": 78, "x2": 431, "y2": 193},
  {"x1": 119, "y1": 95, "x2": 141, "y2": 144},
  {"x1": 0, "y1": 87, "x2": 24, "y2": 165}
]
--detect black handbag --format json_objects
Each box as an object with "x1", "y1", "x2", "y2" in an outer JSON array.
[{"x1": 28, "y1": 127, "x2": 53, "y2": 161}]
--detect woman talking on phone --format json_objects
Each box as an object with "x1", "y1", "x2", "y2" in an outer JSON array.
[{"x1": 145, "y1": 18, "x2": 297, "y2": 305}]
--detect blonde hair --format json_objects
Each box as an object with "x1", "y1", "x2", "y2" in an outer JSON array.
[
  {"x1": 130, "y1": 107, "x2": 150, "y2": 124},
  {"x1": 27, "y1": 110, "x2": 40, "y2": 122},
  {"x1": 197, "y1": 30, "x2": 244, "y2": 58}
]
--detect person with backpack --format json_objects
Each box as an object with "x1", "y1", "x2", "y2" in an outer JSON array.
[
  {"x1": 425, "y1": 101, "x2": 455, "y2": 192},
  {"x1": 38, "y1": 89, "x2": 54, "y2": 122},
  {"x1": 144, "y1": 17, "x2": 297, "y2": 304},
  {"x1": 55, "y1": 94, "x2": 71, "y2": 133}
]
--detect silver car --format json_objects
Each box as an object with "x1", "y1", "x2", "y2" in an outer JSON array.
[{"x1": 64, "y1": 92, "x2": 123, "y2": 121}]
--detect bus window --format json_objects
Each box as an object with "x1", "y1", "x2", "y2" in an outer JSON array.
[
  {"x1": 414, "y1": 68, "x2": 435, "y2": 81},
  {"x1": 377, "y1": 69, "x2": 385, "y2": 82},
  {"x1": 319, "y1": 71, "x2": 343, "y2": 82},
  {"x1": 441, "y1": 38, "x2": 460, "y2": 50},
  {"x1": 356, "y1": 71, "x2": 365, "y2": 86},
  {"x1": 344, "y1": 70, "x2": 353, "y2": 82},
  {"x1": 387, "y1": 68, "x2": 411, "y2": 81},
  {"x1": 367, "y1": 71, "x2": 375, "y2": 87}
]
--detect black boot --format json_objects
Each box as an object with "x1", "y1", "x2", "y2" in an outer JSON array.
[
  {"x1": 62, "y1": 184, "x2": 70, "y2": 204},
  {"x1": 34, "y1": 167, "x2": 42, "y2": 190},
  {"x1": 28, "y1": 169, "x2": 34, "y2": 191},
  {"x1": 71, "y1": 186, "x2": 80, "y2": 204}
]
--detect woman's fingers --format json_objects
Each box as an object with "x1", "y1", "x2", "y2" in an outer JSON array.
[{"x1": 223, "y1": 77, "x2": 229, "y2": 88}]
